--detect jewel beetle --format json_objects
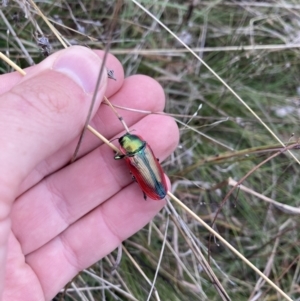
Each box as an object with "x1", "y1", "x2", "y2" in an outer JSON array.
[{"x1": 114, "y1": 133, "x2": 167, "y2": 200}]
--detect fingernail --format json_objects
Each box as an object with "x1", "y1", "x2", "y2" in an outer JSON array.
[{"x1": 52, "y1": 46, "x2": 107, "y2": 94}]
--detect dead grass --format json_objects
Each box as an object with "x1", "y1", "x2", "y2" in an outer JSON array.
[{"x1": 1, "y1": 1, "x2": 300, "y2": 300}]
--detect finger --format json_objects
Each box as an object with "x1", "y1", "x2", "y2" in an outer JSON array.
[
  {"x1": 82, "y1": 74, "x2": 167, "y2": 154},
  {"x1": 12, "y1": 115, "x2": 179, "y2": 254},
  {"x1": 92, "y1": 50, "x2": 124, "y2": 97},
  {"x1": 0, "y1": 46, "x2": 108, "y2": 295},
  {"x1": 18, "y1": 74, "x2": 165, "y2": 194},
  {"x1": 0, "y1": 50, "x2": 123, "y2": 96},
  {"x1": 3, "y1": 234, "x2": 45, "y2": 301},
  {"x1": 17, "y1": 49, "x2": 125, "y2": 195},
  {"x1": 26, "y1": 172, "x2": 169, "y2": 301},
  {"x1": 0, "y1": 46, "x2": 109, "y2": 198}
]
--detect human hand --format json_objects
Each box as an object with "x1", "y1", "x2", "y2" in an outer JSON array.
[{"x1": 0, "y1": 46, "x2": 179, "y2": 300}]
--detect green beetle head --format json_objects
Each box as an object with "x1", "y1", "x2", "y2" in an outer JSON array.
[{"x1": 119, "y1": 133, "x2": 146, "y2": 153}]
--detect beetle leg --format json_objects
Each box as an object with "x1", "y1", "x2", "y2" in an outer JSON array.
[
  {"x1": 143, "y1": 191, "x2": 147, "y2": 200},
  {"x1": 114, "y1": 153, "x2": 125, "y2": 160}
]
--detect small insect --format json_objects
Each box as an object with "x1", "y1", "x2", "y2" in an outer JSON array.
[
  {"x1": 114, "y1": 132, "x2": 167, "y2": 200},
  {"x1": 107, "y1": 69, "x2": 116, "y2": 81},
  {"x1": 12, "y1": 12, "x2": 20, "y2": 24},
  {"x1": 36, "y1": 35, "x2": 51, "y2": 57},
  {"x1": 102, "y1": 97, "x2": 167, "y2": 201}
]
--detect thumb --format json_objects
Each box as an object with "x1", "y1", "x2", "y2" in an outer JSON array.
[
  {"x1": 0, "y1": 46, "x2": 107, "y2": 286},
  {"x1": 0, "y1": 46, "x2": 107, "y2": 198}
]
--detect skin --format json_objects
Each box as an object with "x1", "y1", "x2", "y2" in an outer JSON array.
[{"x1": 0, "y1": 46, "x2": 179, "y2": 300}]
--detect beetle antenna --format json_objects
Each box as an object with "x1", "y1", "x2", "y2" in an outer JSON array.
[{"x1": 104, "y1": 96, "x2": 130, "y2": 133}]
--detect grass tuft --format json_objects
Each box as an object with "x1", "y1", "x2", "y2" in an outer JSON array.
[{"x1": 1, "y1": 1, "x2": 300, "y2": 300}]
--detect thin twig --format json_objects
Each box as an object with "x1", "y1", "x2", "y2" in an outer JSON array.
[
  {"x1": 86, "y1": 125, "x2": 119, "y2": 153},
  {"x1": 131, "y1": 0, "x2": 300, "y2": 166},
  {"x1": 228, "y1": 177, "x2": 300, "y2": 215},
  {"x1": 0, "y1": 51, "x2": 26, "y2": 75},
  {"x1": 29, "y1": 0, "x2": 68, "y2": 48},
  {"x1": 0, "y1": 9, "x2": 34, "y2": 65},
  {"x1": 167, "y1": 191, "x2": 293, "y2": 301},
  {"x1": 71, "y1": 0, "x2": 123, "y2": 162},
  {"x1": 145, "y1": 215, "x2": 169, "y2": 301},
  {"x1": 110, "y1": 43, "x2": 300, "y2": 55},
  {"x1": 104, "y1": 96, "x2": 130, "y2": 133},
  {"x1": 122, "y1": 246, "x2": 160, "y2": 301}
]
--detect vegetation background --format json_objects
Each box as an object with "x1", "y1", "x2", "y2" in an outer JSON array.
[{"x1": 1, "y1": 0, "x2": 300, "y2": 300}]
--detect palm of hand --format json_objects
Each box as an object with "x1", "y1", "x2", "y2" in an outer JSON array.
[{"x1": 0, "y1": 47, "x2": 178, "y2": 301}]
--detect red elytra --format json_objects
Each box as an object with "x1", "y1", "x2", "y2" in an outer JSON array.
[{"x1": 115, "y1": 133, "x2": 167, "y2": 200}]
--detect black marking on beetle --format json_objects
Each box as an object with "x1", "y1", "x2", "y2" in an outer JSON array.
[{"x1": 136, "y1": 146, "x2": 166, "y2": 199}]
